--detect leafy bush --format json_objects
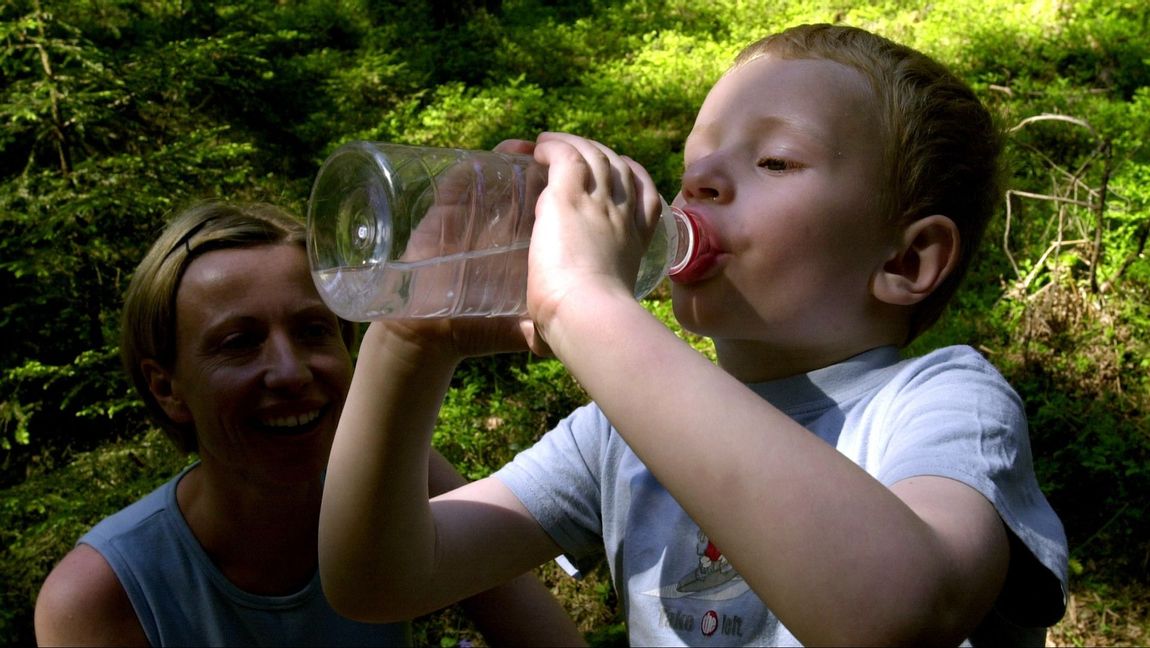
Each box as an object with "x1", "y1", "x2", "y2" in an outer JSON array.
[
  {"x1": 0, "y1": 346, "x2": 144, "y2": 486},
  {"x1": 2, "y1": 0, "x2": 1149, "y2": 645},
  {"x1": 0, "y1": 429, "x2": 189, "y2": 645},
  {"x1": 435, "y1": 354, "x2": 587, "y2": 481}
]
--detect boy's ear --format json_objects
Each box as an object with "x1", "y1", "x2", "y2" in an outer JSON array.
[
  {"x1": 873, "y1": 215, "x2": 960, "y2": 306},
  {"x1": 141, "y1": 359, "x2": 193, "y2": 424}
]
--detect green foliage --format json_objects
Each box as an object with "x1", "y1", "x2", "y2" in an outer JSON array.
[
  {"x1": 0, "y1": 428, "x2": 189, "y2": 645},
  {"x1": 434, "y1": 354, "x2": 588, "y2": 481},
  {"x1": 912, "y1": 0, "x2": 1150, "y2": 607},
  {"x1": 1, "y1": 0, "x2": 1149, "y2": 645},
  {"x1": 0, "y1": 346, "x2": 143, "y2": 473},
  {"x1": 992, "y1": 282, "x2": 1150, "y2": 588}
]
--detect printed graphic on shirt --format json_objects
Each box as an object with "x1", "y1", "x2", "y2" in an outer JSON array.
[
  {"x1": 642, "y1": 528, "x2": 750, "y2": 601},
  {"x1": 635, "y1": 528, "x2": 758, "y2": 641},
  {"x1": 678, "y1": 533, "x2": 738, "y2": 592},
  {"x1": 657, "y1": 606, "x2": 750, "y2": 639}
]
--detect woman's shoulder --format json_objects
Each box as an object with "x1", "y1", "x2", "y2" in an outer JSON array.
[
  {"x1": 34, "y1": 544, "x2": 148, "y2": 645},
  {"x1": 82, "y1": 469, "x2": 185, "y2": 546}
]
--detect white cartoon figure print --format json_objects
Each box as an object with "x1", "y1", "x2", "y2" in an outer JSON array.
[{"x1": 678, "y1": 528, "x2": 741, "y2": 593}]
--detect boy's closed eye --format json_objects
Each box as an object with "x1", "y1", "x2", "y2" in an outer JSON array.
[{"x1": 756, "y1": 156, "x2": 802, "y2": 172}]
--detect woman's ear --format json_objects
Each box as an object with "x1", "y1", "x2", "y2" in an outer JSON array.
[
  {"x1": 873, "y1": 215, "x2": 960, "y2": 306},
  {"x1": 141, "y1": 359, "x2": 193, "y2": 424}
]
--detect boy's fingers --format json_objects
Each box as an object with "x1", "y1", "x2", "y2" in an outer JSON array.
[
  {"x1": 535, "y1": 133, "x2": 636, "y2": 211},
  {"x1": 519, "y1": 318, "x2": 554, "y2": 358},
  {"x1": 493, "y1": 138, "x2": 535, "y2": 156},
  {"x1": 534, "y1": 136, "x2": 594, "y2": 194},
  {"x1": 622, "y1": 155, "x2": 663, "y2": 234}
]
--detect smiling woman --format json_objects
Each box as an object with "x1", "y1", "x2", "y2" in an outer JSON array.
[
  {"x1": 147, "y1": 243, "x2": 352, "y2": 485},
  {"x1": 119, "y1": 203, "x2": 349, "y2": 456},
  {"x1": 31, "y1": 201, "x2": 586, "y2": 647}
]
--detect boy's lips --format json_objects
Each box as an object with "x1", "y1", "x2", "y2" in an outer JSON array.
[{"x1": 668, "y1": 207, "x2": 723, "y2": 284}]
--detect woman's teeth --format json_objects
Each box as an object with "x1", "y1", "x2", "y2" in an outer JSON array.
[{"x1": 264, "y1": 409, "x2": 322, "y2": 429}]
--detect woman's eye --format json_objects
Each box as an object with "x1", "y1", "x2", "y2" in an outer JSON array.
[
  {"x1": 217, "y1": 332, "x2": 260, "y2": 353},
  {"x1": 222, "y1": 332, "x2": 258, "y2": 347},
  {"x1": 301, "y1": 320, "x2": 340, "y2": 343}
]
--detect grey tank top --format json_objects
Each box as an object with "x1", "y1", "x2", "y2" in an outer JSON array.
[{"x1": 79, "y1": 464, "x2": 410, "y2": 646}]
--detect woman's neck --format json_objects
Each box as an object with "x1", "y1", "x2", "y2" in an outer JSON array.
[{"x1": 176, "y1": 463, "x2": 323, "y2": 595}]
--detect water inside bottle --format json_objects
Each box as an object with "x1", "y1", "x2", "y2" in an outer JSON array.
[{"x1": 313, "y1": 241, "x2": 531, "y2": 321}]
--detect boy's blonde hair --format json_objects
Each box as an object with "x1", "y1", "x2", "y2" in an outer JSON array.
[
  {"x1": 735, "y1": 24, "x2": 1004, "y2": 342},
  {"x1": 120, "y1": 201, "x2": 356, "y2": 453}
]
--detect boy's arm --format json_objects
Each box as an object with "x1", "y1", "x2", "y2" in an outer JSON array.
[
  {"x1": 527, "y1": 133, "x2": 1010, "y2": 646},
  {"x1": 319, "y1": 321, "x2": 563, "y2": 624},
  {"x1": 427, "y1": 451, "x2": 586, "y2": 647},
  {"x1": 454, "y1": 571, "x2": 586, "y2": 648}
]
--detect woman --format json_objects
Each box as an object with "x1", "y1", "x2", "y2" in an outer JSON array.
[{"x1": 34, "y1": 201, "x2": 584, "y2": 646}]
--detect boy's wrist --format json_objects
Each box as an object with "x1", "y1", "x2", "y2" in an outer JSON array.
[
  {"x1": 536, "y1": 284, "x2": 645, "y2": 360},
  {"x1": 362, "y1": 321, "x2": 462, "y2": 376}
]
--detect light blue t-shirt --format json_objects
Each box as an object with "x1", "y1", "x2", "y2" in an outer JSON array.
[
  {"x1": 495, "y1": 345, "x2": 1068, "y2": 646},
  {"x1": 80, "y1": 464, "x2": 411, "y2": 647}
]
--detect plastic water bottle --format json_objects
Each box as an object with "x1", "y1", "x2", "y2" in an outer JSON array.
[{"x1": 307, "y1": 141, "x2": 699, "y2": 321}]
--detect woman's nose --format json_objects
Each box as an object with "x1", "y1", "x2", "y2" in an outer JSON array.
[
  {"x1": 680, "y1": 155, "x2": 733, "y2": 204},
  {"x1": 264, "y1": 334, "x2": 312, "y2": 390}
]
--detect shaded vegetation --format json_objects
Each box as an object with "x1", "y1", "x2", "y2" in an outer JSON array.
[{"x1": 2, "y1": 0, "x2": 1148, "y2": 645}]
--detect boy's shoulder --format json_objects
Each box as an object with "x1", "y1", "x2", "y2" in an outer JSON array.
[
  {"x1": 870, "y1": 345, "x2": 1023, "y2": 423},
  {"x1": 892, "y1": 344, "x2": 1016, "y2": 393},
  {"x1": 752, "y1": 345, "x2": 1014, "y2": 415},
  {"x1": 902, "y1": 343, "x2": 996, "y2": 367}
]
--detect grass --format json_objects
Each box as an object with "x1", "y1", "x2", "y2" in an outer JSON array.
[{"x1": 1050, "y1": 584, "x2": 1150, "y2": 646}]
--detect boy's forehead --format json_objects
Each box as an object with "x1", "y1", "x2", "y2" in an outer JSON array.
[
  {"x1": 690, "y1": 56, "x2": 877, "y2": 146},
  {"x1": 708, "y1": 56, "x2": 872, "y2": 112}
]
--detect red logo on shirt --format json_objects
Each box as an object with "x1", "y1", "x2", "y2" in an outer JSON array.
[{"x1": 701, "y1": 610, "x2": 719, "y2": 636}]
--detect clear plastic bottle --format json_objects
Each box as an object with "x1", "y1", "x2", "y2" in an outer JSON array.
[{"x1": 307, "y1": 141, "x2": 697, "y2": 321}]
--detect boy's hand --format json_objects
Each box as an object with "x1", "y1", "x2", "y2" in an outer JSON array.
[{"x1": 528, "y1": 132, "x2": 662, "y2": 344}]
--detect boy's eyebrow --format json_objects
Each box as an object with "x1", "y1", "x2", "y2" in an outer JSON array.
[
  {"x1": 751, "y1": 114, "x2": 837, "y2": 152},
  {"x1": 686, "y1": 115, "x2": 836, "y2": 158}
]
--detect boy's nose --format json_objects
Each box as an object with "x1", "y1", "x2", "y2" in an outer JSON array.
[{"x1": 680, "y1": 156, "x2": 733, "y2": 204}]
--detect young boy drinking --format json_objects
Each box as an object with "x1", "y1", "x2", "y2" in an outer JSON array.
[{"x1": 318, "y1": 24, "x2": 1068, "y2": 646}]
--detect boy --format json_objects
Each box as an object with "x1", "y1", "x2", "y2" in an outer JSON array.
[{"x1": 319, "y1": 24, "x2": 1068, "y2": 645}]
